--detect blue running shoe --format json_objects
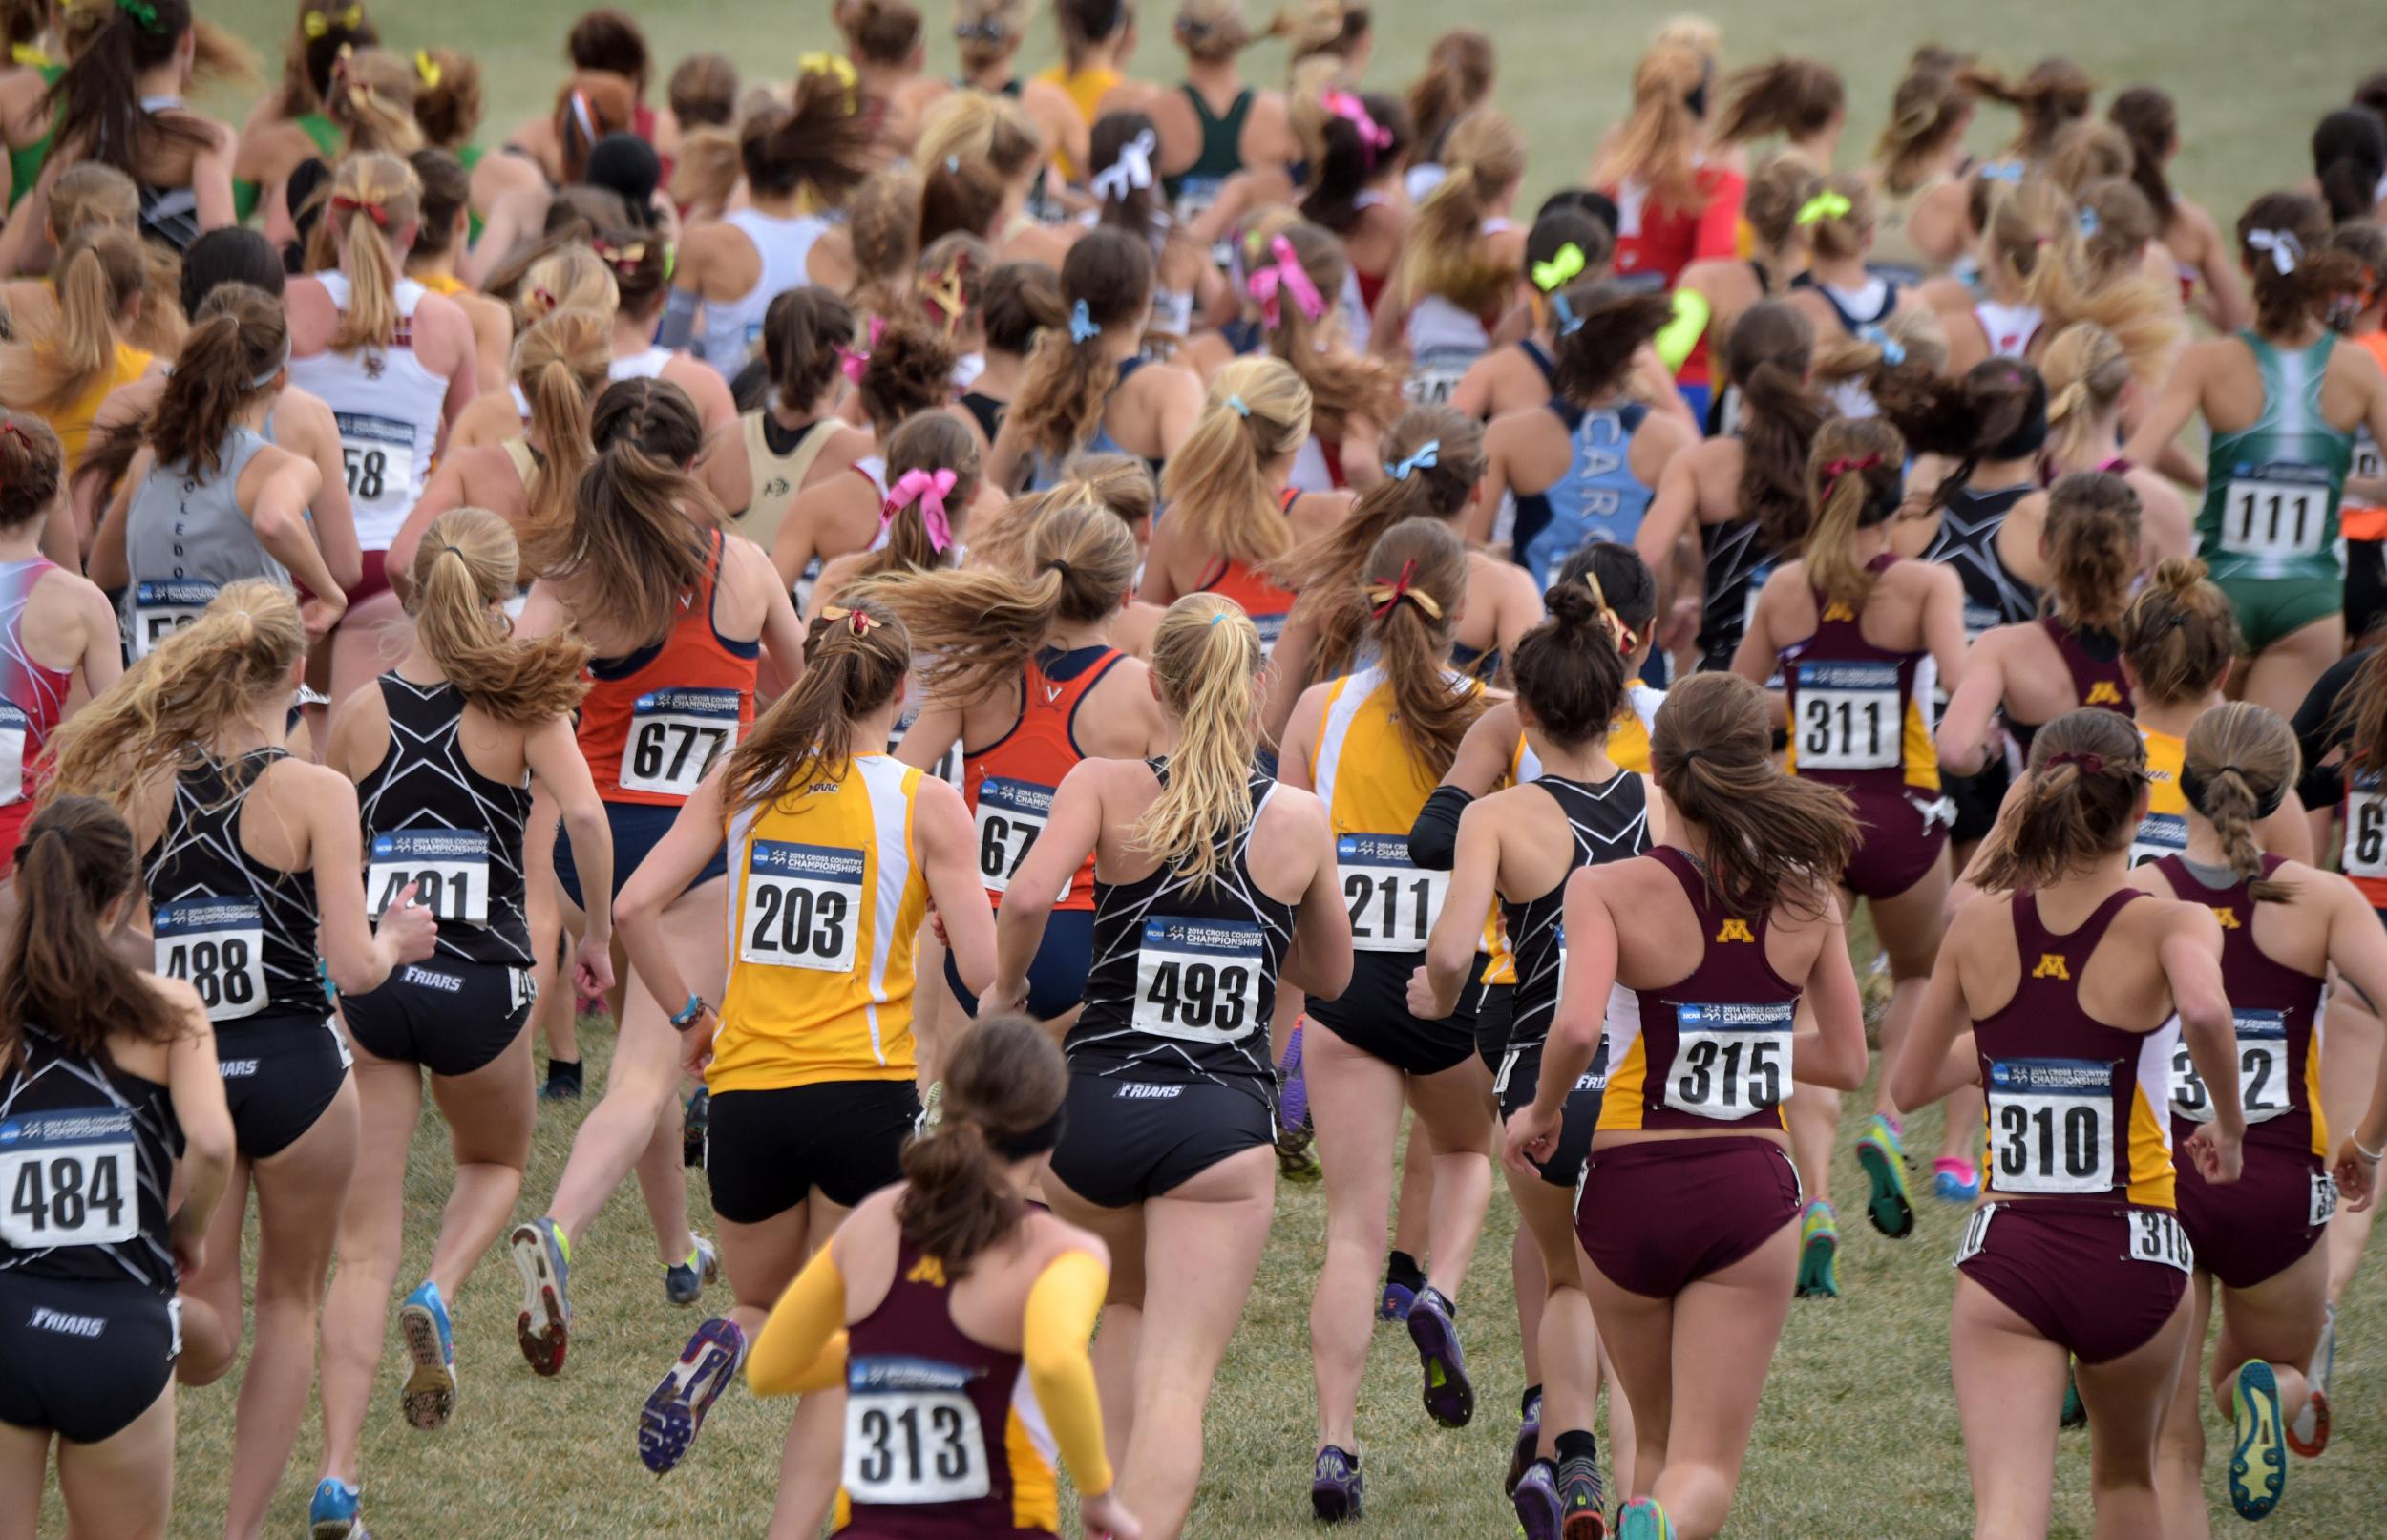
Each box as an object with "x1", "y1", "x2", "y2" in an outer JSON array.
[
  {"x1": 396, "y1": 1280, "x2": 455, "y2": 1430},
  {"x1": 1310, "y1": 1445, "x2": 1362, "y2": 1522},
  {"x1": 1510, "y1": 1460, "x2": 1562, "y2": 1540},
  {"x1": 1379, "y1": 1276, "x2": 1416, "y2": 1322},
  {"x1": 1506, "y1": 1392, "x2": 1542, "y2": 1496},
  {"x1": 639, "y1": 1318, "x2": 748, "y2": 1475},
  {"x1": 1405, "y1": 1286, "x2": 1474, "y2": 1428},
  {"x1": 2229, "y1": 1359, "x2": 2286, "y2": 1520},
  {"x1": 1933, "y1": 1158, "x2": 1982, "y2": 1204},
  {"x1": 1854, "y1": 1114, "x2": 1916, "y2": 1239},
  {"x1": 1616, "y1": 1497, "x2": 1675, "y2": 1540},
  {"x1": 309, "y1": 1479, "x2": 366, "y2": 1540},
  {"x1": 665, "y1": 1236, "x2": 720, "y2": 1307},
  {"x1": 508, "y1": 1217, "x2": 572, "y2": 1377}
]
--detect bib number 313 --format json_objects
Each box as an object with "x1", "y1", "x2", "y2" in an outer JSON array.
[{"x1": 843, "y1": 1359, "x2": 990, "y2": 1505}]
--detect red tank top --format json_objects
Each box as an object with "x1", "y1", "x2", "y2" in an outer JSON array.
[
  {"x1": 1782, "y1": 556, "x2": 1933, "y2": 796},
  {"x1": 1193, "y1": 489, "x2": 1298, "y2": 647},
  {"x1": 575, "y1": 528, "x2": 759, "y2": 806},
  {"x1": 0, "y1": 556, "x2": 73, "y2": 875},
  {"x1": 1608, "y1": 165, "x2": 1744, "y2": 290},
  {"x1": 1606, "y1": 844, "x2": 1799, "y2": 1132},
  {"x1": 840, "y1": 1238, "x2": 1053, "y2": 1539},
  {"x1": 1973, "y1": 888, "x2": 2179, "y2": 1208},
  {"x1": 963, "y1": 645, "x2": 1126, "y2": 912},
  {"x1": 2153, "y1": 854, "x2": 2327, "y2": 1160},
  {"x1": 2043, "y1": 617, "x2": 2134, "y2": 716}
]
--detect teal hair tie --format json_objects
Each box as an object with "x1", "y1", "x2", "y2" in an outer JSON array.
[
  {"x1": 1550, "y1": 293, "x2": 1585, "y2": 336},
  {"x1": 1069, "y1": 299, "x2": 1101, "y2": 343},
  {"x1": 1227, "y1": 393, "x2": 1250, "y2": 417}
]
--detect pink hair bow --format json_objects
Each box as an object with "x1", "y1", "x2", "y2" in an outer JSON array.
[
  {"x1": 1323, "y1": 90, "x2": 1392, "y2": 153},
  {"x1": 883, "y1": 467, "x2": 960, "y2": 553},
  {"x1": 1247, "y1": 235, "x2": 1326, "y2": 327},
  {"x1": 838, "y1": 315, "x2": 887, "y2": 386}
]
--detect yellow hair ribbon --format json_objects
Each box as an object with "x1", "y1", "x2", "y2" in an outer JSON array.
[
  {"x1": 302, "y1": 3, "x2": 364, "y2": 39},
  {"x1": 797, "y1": 51, "x2": 860, "y2": 111},
  {"x1": 1529, "y1": 242, "x2": 1586, "y2": 294},
  {"x1": 1796, "y1": 190, "x2": 1853, "y2": 226},
  {"x1": 414, "y1": 50, "x2": 440, "y2": 89}
]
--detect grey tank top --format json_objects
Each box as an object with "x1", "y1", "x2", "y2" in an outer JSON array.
[{"x1": 121, "y1": 427, "x2": 284, "y2": 660}]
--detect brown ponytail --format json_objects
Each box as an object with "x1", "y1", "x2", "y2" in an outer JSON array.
[
  {"x1": 1970, "y1": 707, "x2": 2148, "y2": 892},
  {"x1": 1651, "y1": 671, "x2": 1856, "y2": 918},
  {"x1": 896, "y1": 1014, "x2": 1067, "y2": 1273},
  {"x1": 1511, "y1": 548, "x2": 1636, "y2": 748},
  {"x1": 513, "y1": 306, "x2": 612, "y2": 536},
  {"x1": 0, "y1": 411, "x2": 61, "y2": 532},
  {"x1": 856, "y1": 319, "x2": 962, "y2": 439},
  {"x1": 1320, "y1": 519, "x2": 1484, "y2": 778},
  {"x1": 2118, "y1": 557, "x2": 2240, "y2": 710},
  {"x1": 1550, "y1": 280, "x2": 1675, "y2": 407},
  {"x1": 1802, "y1": 418, "x2": 1907, "y2": 610},
  {"x1": 1713, "y1": 56, "x2": 1844, "y2": 148},
  {"x1": 1958, "y1": 56, "x2": 2093, "y2": 166},
  {"x1": 2106, "y1": 88, "x2": 2178, "y2": 225},
  {"x1": 412, "y1": 46, "x2": 483, "y2": 150},
  {"x1": 77, "y1": 284, "x2": 285, "y2": 497},
  {"x1": 843, "y1": 411, "x2": 982, "y2": 585},
  {"x1": 1, "y1": 797, "x2": 183, "y2": 1074},
  {"x1": 2239, "y1": 191, "x2": 2362, "y2": 338},
  {"x1": 2182, "y1": 702, "x2": 2299, "y2": 903},
  {"x1": 1722, "y1": 301, "x2": 1825, "y2": 552},
  {"x1": 1874, "y1": 63, "x2": 1974, "y2": 196},
  {"x1": 722, "y1": 597, "x2": 911, "y2": 813},
  {"x1": 409, "y1": 508, "x2": 592, "y2": 724},
  {"x1": 762, "y1": 286, "x2": 856, "y2": 415},
  {"x1": 740, "y1": 70, "x2": 874, "y2": 207},
  {"x1": 2041, "y1": 471, "x2": 2139, "y2": 630},
  {"x1": 1406, "y1": 30, "x2": 1493, "y2": 153},
  {"x1": 1258, "y1": 221, "x2": 1401, "y2": 433},
  {"x1": 1011, "y1": 229, "x2": 1152, "y2": 461}
]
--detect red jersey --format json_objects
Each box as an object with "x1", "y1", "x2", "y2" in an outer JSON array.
[
  {"x1": 0, "y1": 556, "x2": 74, "y2": 875},
  {"x1": 1607, "y1": 165, "x2": 1745, "y2": 291},
  {"x1": 1193, "y1": 488, "x2": 1298, "y2": 647},
  {"x1": 576, "y1": 528, "x2": 758, "y2": 806},
  {"x1": 963, "y1": 644, "x2": 1127, "y2": 912}
]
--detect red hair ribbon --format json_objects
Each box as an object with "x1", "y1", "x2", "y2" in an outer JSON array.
[
  {"x1": 1822, "y1": 454, "x2": 1883, "y2": 481},
  {"x1": 1365, "y1": 559, "x2": 1444, "y2": 622},
  {"x1": 817, "y1": 604, "x2": 877, "y2": 637},
  {"x1": 330, "y1": 194, "x2": 390, "y2": 229},
  {"x1": 2046, "y1": 750, "x2": 2104, "y2": 776}
]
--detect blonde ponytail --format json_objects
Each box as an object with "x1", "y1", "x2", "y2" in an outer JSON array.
[
  {"x1": 1134, "y1": 594, "x2": 1264, "y2": 890},
  {"x1": 1162, "y1": 357, "x2": 1310, "y2": 567},
  {"x1": 410, "y1": 509, "x2": 592, "y2": 724}
]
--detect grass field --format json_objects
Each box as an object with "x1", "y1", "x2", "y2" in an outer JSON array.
[{"x1": 72, "y1": 2, "x2": 2387, "y2": 1536}]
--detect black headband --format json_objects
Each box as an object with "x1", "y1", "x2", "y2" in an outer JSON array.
[
  {"x1": 989, "y1": 1107, "x2": 1066, "y2": 1160},
  {"x1": 2177, "y1": 762, "x2": 2288, "y2": 821}
]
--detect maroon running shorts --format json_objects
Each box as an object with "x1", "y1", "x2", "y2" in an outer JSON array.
[{"x1": 1574, "y1": 1135, "x2": 1802, "y2": 1298}]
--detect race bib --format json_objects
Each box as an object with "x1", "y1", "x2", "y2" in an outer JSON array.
[
  {"x1": 2217, "y1": 463, "x2": 2332, "y2": 559},
  {"x1": 0, "y1": 1108, "x2": 137, "y2": 1249},
  {"x1": 1793, "y1": 661, "x2": 1903, "y2": 772},
  {"x1": 1132, "y1": 916, "x2": 1261, "y2": 1043},
  {"x1": 368, "y1": 829, "x2": 490, "y2": 926},
  {"x1": 2171, "y1": 1010, "x2": 2292, "y2": 1124},
  {"x1": 335, "y1": 411, "x2": 418, "y2": 512},
  {"x1": 0, "y1": 700, "x2": 25, "y2": 806},
  {"x1": 1987, "y1": 1058, "x2": 2115, "y2": 1195},
  {"x1": 1954, "y1": 1201, "x2": 1996, "y2": 1265},
  {"x1": 153, "y1": 896, "x2": 268, "y2": 1022},
  {"x1": 2128, "y1": 811, "x2": 2187, "y2": 869},
  {"x1": 1403, "y1": 368, "x2": 1468, "y2": 407},
  {"x1": 2355, "y1": 430, "x2": 2383, "y2": 488},
  {"x1": 621, "y1": 687, "x2": 740, "y2": 797},
  {"x1": 1662, "y1": 1001, "x2": 1793, "y2": 1119},
  {"x1": 843, "y1": 1358, "x2": 992, "y2": 1506},
  {"x1": 1339, "y1": 833, "x2": 1449, "y2": 953},
  {"x1": 2125, "y1": 1209, "x2": 2194, "y2": 1274},
  {"x1": 2345, "y1": 781, "x2": 2387, "y2": 878},
  {"x1": 737, "y1": 840, "x2": 862, "y2": 972},
  {"x1": 2313, "y1": 1167, "x2": 2340, "y2": 1227},
  {"x1": 131, "y1": 577, "x2": 219, "y2": 659},
  {"x1": 974, "y1": 777, "x2": 1071, "y2": 902}
]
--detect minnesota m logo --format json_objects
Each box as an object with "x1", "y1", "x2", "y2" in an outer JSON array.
[
  {"x1": 1822, "y1": 601, "x2": 1857, "y2": 622},
  {"x1": 1716, "y1": 918, "x2": 1757, "y2": 943},
  {"x1": 2211, "y1": 906, "x2": 2241, "y2": 930},
  {"x1": 2031, "y1": 953, "x2": 2071, "y2": 981},
  {"x1": 907, "y1": 1254, "x2": 948, "y2": 1287},
  {"x1": 2086, "y1": 681, "x2": 2123, "y2": 706}
]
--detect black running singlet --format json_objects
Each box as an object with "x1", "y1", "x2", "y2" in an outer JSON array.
[
  {"x1": 0, "y1": 1024, "x2": 181, "y2": 1293},
  {"x1": 1502, "y1": 771, "x2": 1651, "y2": 1050},
  {"x1": 1922, "y1": 483, "x2": 2042, "y2": 641},
  {"x1": 144, "y1": 749, "x2": 327, "y2": 1023},
  {"x1": 1696, "y1": 510, "x2": 1777, "y2": 674},
  {"x1": 354, "y1": 674, "x2": 536, "y2": 969}
]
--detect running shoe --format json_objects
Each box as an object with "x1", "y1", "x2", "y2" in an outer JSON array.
[
  {"x1": 2287, "y1": 1386, "x2": 2331, "y2": 1460},
  {"x1": 1854, "y1": 1113, "x2": 1916, "y2": 1239},
  {"x1": 308, "y1": 1479, "x2": 367, "y2": 1540},
  {"x1": 2060, "y1": 1368, "x2": 2085, "y2": 1429},
  {"x1": 1506, "y1": 1392, "x2": 1543, "y2": 1496},
  {"x1": 1276, "y1": 1115, "x2": 1320, "y2": 1182},
  {"x1": 1309, "y1": 1445, "x2": 1362, "y2": 1522},
  {"x1": 1615, "y1": 1497, "x2": 1675, "y2": 1540},
  {"x1": 396, "y1": 1280, "x2": 456, "y2": 1430},
  {"x1": 1378, "y1": 1275, "x2": 1416, "y2": 1322},
  {"x1": 1796, "y1": 1200, "x2": 1840, "y2": 1298},
  {"x1": 538, "y1": 1057, "x2": 582, "y2": 1100},
  {"x1": 1511, "y1": 1460, "x2": 1562, "y2": 1540},
  {"x1": 1405, "y1": 1286, "x2": 1475, "y2": 1428},
  {"x1": 665, "y1": 1235, "x2": 721, "y2": 1307},
  {"x1": 1556, "y1": 1451, "x2": 1606, "y2": 1540},
  {"x1": 2228, "y1": 1359, "x2": 2286, "y2": 1520},
  {"x1": 508, "y1": 1217, "x2": 572, "y2": 1377},
  {"x1": 1278, "y1": 1021, "x2": 1310, "y2": 1129},
  {"x1": 1932, "y1": 1157, "x2": 1981, "y2": 1204},
  {"x1": 639, "y1": 1317, "x2": 748, "y2": 1475},
  {"x1": 683, "y1": 1087, "x2": 709, "y2": 1168}
]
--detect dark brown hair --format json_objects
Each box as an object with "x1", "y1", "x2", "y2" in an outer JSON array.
[
  {"x1": 2239, "y1": 191, "x2": 2362, "y2": 336},
  {"x1": 1511, "y1": 546, "x2": 1636, "y2": 747},
  {"x1": 1257, "y1": 221, "x2": 1398, "y2": 434},
  {"x1": 2041, "y1": 471, "x2": 2138, "y2": 630},
  {"x1": 2106, "y1": 87, "x2": 2177, "y2": 226},
  {"x1": 2, "y1": 797, "x2": 184, "y2": 1073},
  {"x1": 856, "y1": 319, "x2": 961, "y2": 438},
  {"x1": 667, "y1": 53, "x2": 737, "y2": 128},
  {"x1": 763, "y1": 287, "x2": 856, "y2": 415},
  {"x1": 723, "y1": 595, "x2": 911, "y2": 812},
  {"x1": 1011, "y1": 229, "x2": 1152, "y2": 460},
  {"x1": 846, "y1": 411, "x2": 982, "y2": 582},
  {"x1": 1407, "y1": 30, "x2": 1492, "y2": 154},
  {"x1": 919, "y1": 154, "x2": 1006, "y2": 247},
  {"x1": 52, "y1": 0, "x2": 218, "y2": 178},
  {"x1": 741, "y1": 72, "x2": 874, "y2": 204},
  {"x1": 1714, "y1": 56, "x2": 1844, "y2": 146},
  {"x1": 0, "y1": 411, "x2": 60, "y2": 531},
  {"x1": 2313, "y1": 108, "x2": 2387, "y2": 225},
  {"x1": 1320, "y1": 519, "x2": 1486, "y2": 779},
  {"x1": 412, "y1": 47, "x2": 482, "y2": 149},
  {"x1": 2119, "y1": 557, "x2": 2239, "y2": 707},
  {"x1": 279, "y1": 0, "x2": 376, "y2": 117},
  {"x1": 1300, "y1": 90, "x2": 1410, "y2": 236},
  {"x1": 1651, "y1": 671, "x2": 1857, "y2": 918},
  {"x1": 1874, "y1": 61, "x2": 1973, "y2": 196},
  {"x1": 1724, "y1": 301, "x2": 1825, "y2": 552},
  {"x1": 981, "y1": 260, "x2": 1064, "y2": 357},
  {"x1": 132, "y1": 284, "x2": 285, "y2": 481},
  {"x1": 408, "y1": 147, "x2": 472, "y2": 258},
  {"x1": 837, "y1": 0, "x2": 923, "y2": 65},
  {"x1": 1550, "y1": 280, "x2": 1675, "y2": 406},
  {"x1": 567, "y1": 8, "x2": 650, "y2": 91},
  {"x1": 1876, "y1": 357, "x2": 2048, "y2": 512},
  {"x1": 896, "y1": 1013, "x2": 1067, "y2": 1273},
  {"x1": 1959, "y1": 56, "x2": 2092, "y2": 165},
  {"x1": 1971, "y1": 707, "x2": 2148, "y2": 891}
]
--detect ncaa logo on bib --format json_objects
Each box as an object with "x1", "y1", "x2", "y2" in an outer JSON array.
[
  {"x1": 2031, "y1": 953, "x2": 2071, "y2": 981},
  {"x1": 1716, "y1": 919, "x2": 1755, "y2": 943}
]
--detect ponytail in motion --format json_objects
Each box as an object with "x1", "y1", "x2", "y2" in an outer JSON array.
[
  {"x1": 2180, "y1": 703, "x2": 2299, "y2": 904},
  {"x1": 721, "y1": 597, "x2": 912, "y2": 813},
  {"x1": 1650, "y1": 671, "x2": 1856, "y2": 919},
  {"x1": 1801, "y1": 418, "x2": 1907, "y2": 611},
  {"x1": 0, "y1": 224, "x2": 145, "y2": 413},
  {"x1": 307, "y1": 152, "x2": 425, "y2": 354},
  {"x1": 2118, "y1": 558, "x2": 2240, "y2": 710},
  {"x1": 1010, "y1": 229, "x2": 1152, "y2": 462},
  {"x1": 1315, "y1": 519, "x2": 1484, "y2": 778},
  {"x1": 1134, "y1": 594, "x2": 1265, "y2": 891},
  {"x1": 896, "y1": 1012, "x2": 1068, "y2": 1274},
  {"x1": 2, "y1": 797, "x2": 185, "y2": 1075},
  {"x1": 1162, "y1": 356, "x2": 1311, "y2": 568},
  {"x1": 1970, "y1": 707, "x2": 2149, "y2": 893},
  {"x1": 408, "y1": 508, "x2": 592, "y2": 724},
  {"x1": 512, "y1": 306, "x2": 613, "y2": 536},
  {"x1": 2040, "y1": 471, "x2": 2140, "y2": 631}
]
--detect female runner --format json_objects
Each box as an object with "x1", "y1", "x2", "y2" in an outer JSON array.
[
  {"x1": 403, "y1": 150, "x2": 510, "y2": 393},
  {"x1": 1785, "y1": 177, "x2": 1931, "y2": 394},
  {"x1": 1657, "y1": 157, "x2": 1821, "y2": 430},
  {"x1": 1890, "y1": 708, "x2": 2239, "y2": 1540},
  {"x1": 310, "y1": 510, "x2": 614, "y2": 1536},
  {"x1": 504, "y1": 378, "x2": 803, "y2": 1376},
  {"x1": 807, "y1": 410, "x2": 985, "y2": 615},
  {"x1": 1450, "y1": 208, "x2": 1611, "y2": 424},
  {"x1": 0, "y1": 797, "x2": 231, "y2": 1540},
  {"x1": 987, "y1": 229, "x2": 1204, "y2": 495},
  {"x1": 962, "y1": 262, "x2": 1065, "y2": 446},
  {"x1": 1476, "y1": 279, "x2": 1690, "y2": 589},
  {"x1": 745, "y1": 1014, "x2": 1136, "y2": 1540},
  {"x1": 1037, "y1": 0, "x2": 1133, "y2": 185},
  {"x1": 2122, "y1": 192, "x2": 2387, "y2": 722},
  {"x1": 1590, "y1": 36, "x2": 1742, "y2": 291},
  {"x1": 2141, "y1": 705, "x2": 2387, "y2": 1531},
  {"x1": 44, "y1": 581, "x2": 437, "y2": 1540},
  {"x1": 2107, "y1": 88, "x2": 2250, "y2": 332},
  {"x1": 232, "y1": 0, "x2": 375, "y2": 230},
  {"x1": 1505, "y1": 670, "x2": 1869, "y2": 1540},
  {"x1": 1710, "y1": 57, "x2": 1844, "y2": 170},
  {"x1": 1416, "y1": 562, "x2": 1653, "y2": 1539},
  {"x1": 1372, "y1": 111, "x2": 1525, "y2": 409},
  {"x1": 0, "y1": 225, "x2": 156, "y2": 477},
  {"x1": 1403, "y1": 29, "x2": 1493, "y2": 202},
  {"x1": 868, "y1": 492, "x2": 1168, "y2": 1023},
  {"x1": 732, "y1": 287, "x2": 872, "y2": 561},
  {"x1": 1148, "y1": 0, "x2": 1295, "y2": 228},
  {"x1": 1279, "y1": 521, "x2": 1495, "y2": 1518},
  {"x1": 621, "y1": 598, "x2": 992, "y2": 1540},
  {"x1": 1086, "y1": 109, "x2": 1224, "y2": 351},
  {"x1": 2036, "y1": 322, "x2": 2192, "y2": 558},
  {"x1": 1247, "y1": 221, "x2": 1402, "y2": 494},
  {"x1": 1733, "y1": 421, "x2": 1967, "y2": 1258},
  {"x1": 1860, "y1": 58, "x2": 1975, "y2": 284},
  {"x1": 985, "y1": 594, "x2": 1351, "y2": 1540},
  {"x1": 1293, "y1": 86, "x2": 1410, "y2": 352}
]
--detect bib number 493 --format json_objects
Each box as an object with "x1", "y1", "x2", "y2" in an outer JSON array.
[{"x1": 1132, "y1": 917, "x2": 1262, "y2": 1042}]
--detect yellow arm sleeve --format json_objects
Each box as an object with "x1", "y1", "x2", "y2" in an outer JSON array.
[
  {"x1": 748, "y1": 1243, "x2": 851, "y2": 1398},
  {"x1": 1022, "y1": 1250, "x2": 1113, "y2": 1497},
  {"x1": 1652, "y1": 287, "x2": 1713, "y2": 374}
]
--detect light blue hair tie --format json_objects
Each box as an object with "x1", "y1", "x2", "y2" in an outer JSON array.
[
  {"x1": 2077, "y1": 205, "x2": 2100, "y2": 239},
  {"x1": 1387, "y1": 441, "x2": 1441, "y2": 479},
  {"x1": 1208, "y1": 609, "x2": 1228, "y2": 626},
  {"x1": 1226, "y1": 393, "x2": 1250, "y2": 417},
  {"x1": 1550, "y1": 293, "x2": 1585, "y2": 336},
  {"x1": 1069, "y1": 299, "x2": 1102, "y2": 343},
  {"x1": 1980, "y1": 159, "x2": 2024, "y2": 185},
  {"x1": 1857, "y1": 323, "x2": 1904, "y2": 367}
]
